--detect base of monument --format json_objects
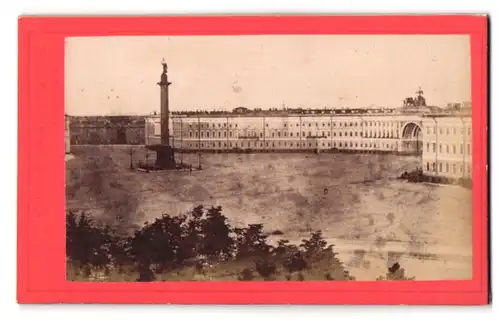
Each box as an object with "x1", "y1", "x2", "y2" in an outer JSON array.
[{"x1": 146, "y1": 144, "x2": 177, "y2": 170}]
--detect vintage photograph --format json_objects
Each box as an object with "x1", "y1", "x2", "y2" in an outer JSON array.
[{"x1": 64, "y1": 35, "x2": 473, "y2": 282}]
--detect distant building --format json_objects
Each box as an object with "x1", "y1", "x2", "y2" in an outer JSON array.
[
  {"x1": 233, "y1": 106, "x2": 250, "y2": 114},
  {"x1": 70, "y1": 115, "x2": 146, "y2": 145},
  {"x1": 65, "y1": 114, "x2": 71, "y2": 154}
]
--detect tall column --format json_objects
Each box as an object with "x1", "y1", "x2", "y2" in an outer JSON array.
[{"x1": 158, "y1": 59, "x2": 172, "y2": 146}]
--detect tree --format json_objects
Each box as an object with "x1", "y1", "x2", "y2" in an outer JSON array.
[
  {"x1": 66, "y1": 210, "x2": 114, "y2": 270},
  {"x1": 200, "y1": 206, "x2": 234, "y2": 260},
  {"x1": 235, "y1": 223, "x2": 271, "y2": 258}
]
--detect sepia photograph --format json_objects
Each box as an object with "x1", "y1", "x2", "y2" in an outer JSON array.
[{"x1": 64, "y1": 34, "x2": 473, "y2": 282}]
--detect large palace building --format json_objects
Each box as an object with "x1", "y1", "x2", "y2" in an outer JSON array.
[
  {"x1": 144, "y1": 95, "x2": 472, "y2": 181},
  {"x1": 145, "y1": 108, "x2": 425, "y2": 154}
]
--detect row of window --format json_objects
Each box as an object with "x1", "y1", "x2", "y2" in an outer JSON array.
[
  {"x1": 424, "y1": 161, "x2": 472, "y2": 176},
  {"x1": 425, "y1": 126, "x2": 472, "y2": 136},
  {"x1": 425, "y1": 142, "x2": 472, "y2": 156},
  {"x1": 177, "y1": 140, "x2": 396, "y2": 150},
  {"x1": 185, "y1": 130, "x2": 399, "y2": 139},
  {"x1": 184, "y1": 121, "x2": 399, "y2": 129}
]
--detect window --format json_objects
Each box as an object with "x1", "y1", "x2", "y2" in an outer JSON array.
[
  {"x1": 433, "y1": 143, "x2": 436, "y2": 152},
  {"x1": 189, "y1": 131, "x2": 192, "y2": 138},
  {"x1": 460, "y1": 144, "x2": 463, "y2": 154},
  {"x1": 453, "y1": 145, "x2": 456, "y2": 154},
  {"x1": 446, "y1": 144, "x2": 449, "y2": 153},
  {"x1": 427, "y1": 143, "x2": 430, "y2": 152},
  {"x1": 446, "y1": 163, "x2": 449, "y2": 173},
  {"x1": 439, "y1": 163, "x2": 443, "y2": 172},
  {"x1": 426, "y1": 162, "x2": 430, "y2": 171},
  {"x1": 453, "y1": 164, "x2": 456, "y2": 174},
  {"x1": 432, "y1": 162, "x2": 436, "y2": 172},
  {"x1": 439, "y1": 144, "x2": 442, "y2": 153},
  {"x1": 467, "y1": 144, "x2": 471, "y2": 155}
]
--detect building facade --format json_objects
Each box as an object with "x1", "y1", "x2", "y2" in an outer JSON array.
[
  {"x1": 145, "y1": 107, "x2": 473, "y2": 181},
  {"x1": 70, "y1": 116, "x2": 146, "y2": 145},
  {"x1": 421, "y1": 112, "x2": 472, "y2": 180},
  {"x1": 145, "y1": 109, "x2": 425, "y2": 154}
]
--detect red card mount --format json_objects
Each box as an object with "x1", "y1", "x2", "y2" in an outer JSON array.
[{"x1": 18, "y1": 15, "x2": 489, "y2": 305}]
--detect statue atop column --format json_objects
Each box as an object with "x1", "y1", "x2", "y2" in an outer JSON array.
[
  {"x1": 161, "y1": 58, "x2": 168, "y2": 74},
  {"x1": 158, "y1": 58, "x2": 171, "y2": 86}
]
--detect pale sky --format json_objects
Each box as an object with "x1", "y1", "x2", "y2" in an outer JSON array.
[{"x1": 65, "y1": 35, "x2": 471, "y2": 116}]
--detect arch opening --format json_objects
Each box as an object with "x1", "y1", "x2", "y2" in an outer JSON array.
[{"x1": 400, "y1": 122, "x2": 423, "y2": 155}]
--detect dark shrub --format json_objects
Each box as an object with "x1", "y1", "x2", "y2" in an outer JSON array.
[
  {"x1": 238, "y1": 268, "x2": 254, "y2": 281},
  {"x1": 254, "y1": 259, "x2": 277, "y2": 280}
]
